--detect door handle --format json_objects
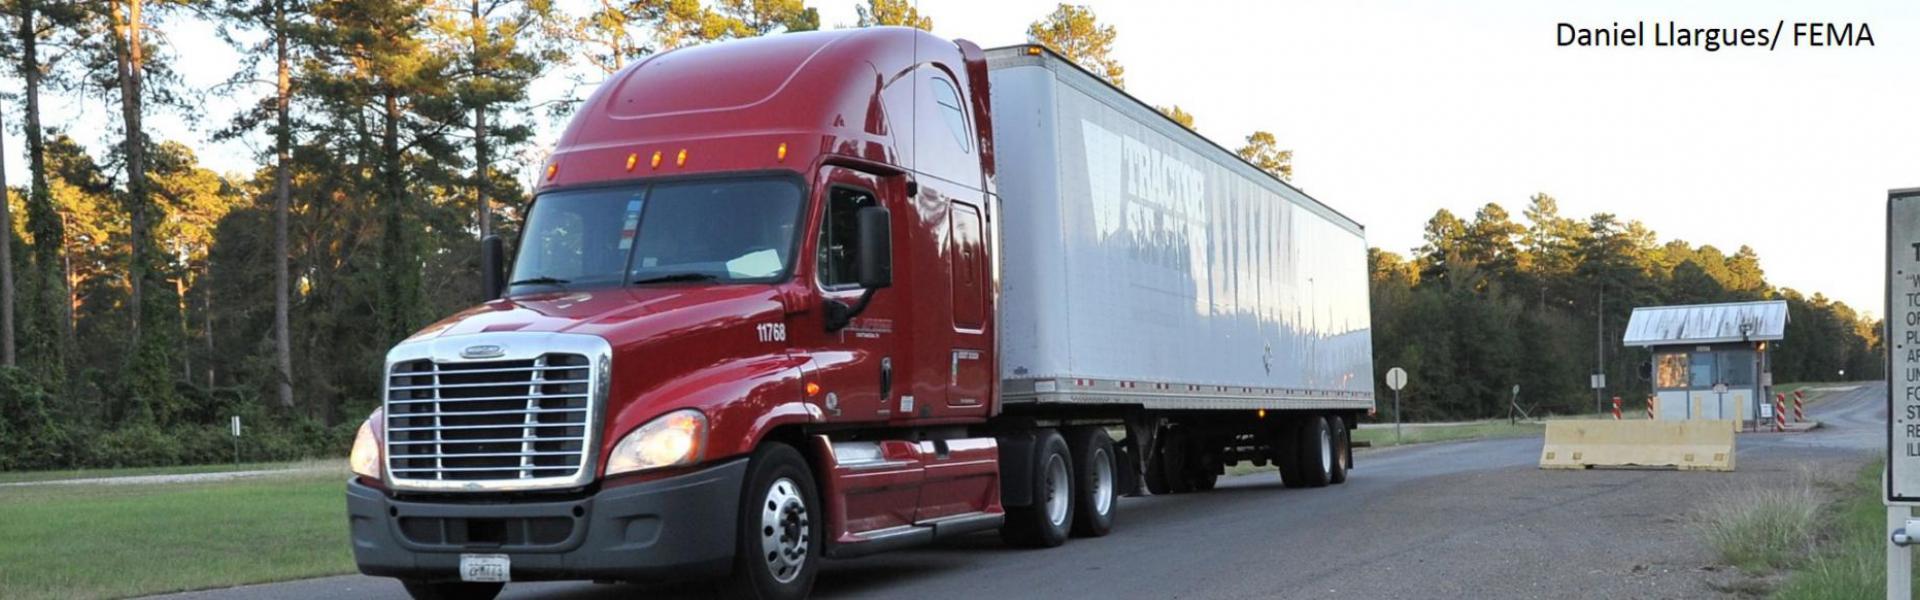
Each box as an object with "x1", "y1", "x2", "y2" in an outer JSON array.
[{"x1": 880, "y1": 357, "x2": 893, "y2": 401}]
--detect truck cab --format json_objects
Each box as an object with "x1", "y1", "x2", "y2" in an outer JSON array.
[{"x1": 346, "y1": 27, "x2": 1012, "y2": 600}]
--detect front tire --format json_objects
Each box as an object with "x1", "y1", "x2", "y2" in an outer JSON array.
[
  {"x1": 400, "y1": 581, "x2": 502, "y2": 600},
  {"x1": 1065, "y1": 427, "x2": 1117, "y2": 537},
  {"x1": 1001, "y1": 429, "x2": 1074, "y2": 548},
  {"x1": 718, "y1": 442, "x2": 820, "y2": 600}
]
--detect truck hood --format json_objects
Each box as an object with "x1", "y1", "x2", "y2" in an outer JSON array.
[{"x1": 408, "y1": 285, "x2": 787, "y2": 343}]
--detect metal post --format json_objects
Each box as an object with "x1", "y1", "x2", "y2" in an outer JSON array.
[
  {"x1": 1893, "y1": 505, "x2": 1912, "y2": 600},
  {"x1": 1393, "y1": 388, "x2": 1402, "y2": 443}
]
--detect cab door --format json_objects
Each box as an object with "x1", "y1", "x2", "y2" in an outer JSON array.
[{"x1": 790, "y1": 166, "x2": 911, "y2": 423}]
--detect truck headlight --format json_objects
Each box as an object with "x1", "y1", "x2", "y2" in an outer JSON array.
[
  {"x1": 606, "y1": 409, "x2": 706, "y2": 476},
  {"x1": 349, "y1": 413, "x2": 382, "y2": 480}
]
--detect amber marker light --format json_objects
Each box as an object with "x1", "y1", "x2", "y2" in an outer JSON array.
[
  {"x1": 625, "y1": 153, "x2": 638, "y2": 171},
  {"x1": 676, "y1": 149, "x2": 688, "y2": 167},
  {"x1": 1257, "y1": 409, "x2": 1267, "y2": 419},
  {"x1": 650, "y1": 151, "x2": 663, "y2": 169},
  {"x1": 777, "y1": 142, "x2": 788, "y2": 162},
  {"x1": 1025, "y1": 45, "x2": 1042, "y2": 56},
  {"x1": 544, "y1": 163, "x2": 558, "y2": 181},
  {"x1": 806, "y1": 382, "x2": 821, "y2": 396}
]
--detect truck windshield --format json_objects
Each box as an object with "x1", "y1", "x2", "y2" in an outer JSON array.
[{"x1": 509, "y1": 177, "x2": 804, "y2": 295}]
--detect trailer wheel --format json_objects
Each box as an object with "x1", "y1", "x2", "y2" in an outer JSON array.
[
  {"x1": 1143, "y1": 448, "x2": 1171, "y2": 495},
  {"x1": 1064, "y1": 427, "x2": 1117, "y2": 537},
  {"x1": 400, "y1": 581, "x2": 503, "y2": 600},
  {"x1": 1293, "y1": 417, "x2": 1334, "y2": 488},
  {"x1": 717, "y1": 442, "x2": 820, "y2": 600},
  {"x1": 1002, "y1": 429, "x2": 1074, "y2": 548},
  {"x1": 1159, "y1": 429, "x2": 1195, "y2": 494},
  {"x1": 1327, "y1": 416, "x2": 1350, "y2": 485}
]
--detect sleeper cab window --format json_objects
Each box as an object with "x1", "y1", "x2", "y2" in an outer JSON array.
[
  {"x1": 817, "y1": 186, "x2": 878, "y2": 289},
  {"x1": 931, "y1": 77, "x2": 971, "y2": 153}
]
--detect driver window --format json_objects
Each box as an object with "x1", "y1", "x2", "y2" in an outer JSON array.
[{"x1": 818, "y1": 187, "x2": 877, "y2": 289}]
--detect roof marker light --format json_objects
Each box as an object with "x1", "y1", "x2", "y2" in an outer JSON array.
[
  {"x1": 676, "y1": 149, "x2": 688, "y2": 167},
  {"x1": 777, "y1": 142, "x2": 788, "y2": 162},
  {"x1": 545, "y1": 163, "x2": 557, "y2": 181},
  {"x1": 1026, "y1": 45, "x2": 1042, "y2": 56},
  {"x1": 625, "y1": 153, "x2": 638, "y2": 172},
  {"x1": 650, "y1": 151, "x2": 662, "y2": 170}
]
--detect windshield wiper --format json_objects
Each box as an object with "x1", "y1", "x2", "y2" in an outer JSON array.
[
  {"x1": 633, "y1": 272, "x2": 719, "y2": 284},
  {"x1": 508, "y1": 276, "x2": 571, "y2": 286}
]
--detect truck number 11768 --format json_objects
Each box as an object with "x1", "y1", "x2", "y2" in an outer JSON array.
[{"x1": 757, "y1": 322, "x2": 787, "y2": 343}]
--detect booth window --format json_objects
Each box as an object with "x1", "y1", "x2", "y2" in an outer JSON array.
[
  {"x1": 1688, "y1": 354, "x2": 1714, "y2": 388},
  {"x1": 1656, "y1": 354, "x2": 1690, "y2": 389},
  {"x1": 1717, "y1": 351, "x2": 1755, "y2": 386}
]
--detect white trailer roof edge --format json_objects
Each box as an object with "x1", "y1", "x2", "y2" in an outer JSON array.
[{"x1": 983, "y1": 45, "x2": 1366, "y2": 238}]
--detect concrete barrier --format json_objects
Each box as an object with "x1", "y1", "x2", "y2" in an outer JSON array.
[{"x1": 1539, "y1": 419, "x2": 1736, "y2": 472}]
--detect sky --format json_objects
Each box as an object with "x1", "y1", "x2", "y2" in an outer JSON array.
[{"x1": 6, "y1": 0, "x2": 1917, "y2": 316}]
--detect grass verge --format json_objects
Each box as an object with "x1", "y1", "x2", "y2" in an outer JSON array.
[
  {"x1": 0, "y1": 468, "x2": 355, "y2": 600},
  {"x1": 0, "y1": 459, "x2": 336, "y2": 485},
  {"x1": 1691, "y1": 472, "x2": 1824, "y2": 572},
  {"x1": 1352, "y1": 419, "x2": 1544, "y2": 448},
  {"x1": 1772, "y1": 460, "x2": 1918, "y2": 599}
]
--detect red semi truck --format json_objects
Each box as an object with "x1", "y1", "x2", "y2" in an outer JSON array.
[{"x1": 346, "y1": 27, "x2": 1374, "y2": 600}]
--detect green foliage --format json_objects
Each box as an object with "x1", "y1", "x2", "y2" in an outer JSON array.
[
  {"x1": 1374, "y1": 199, "x2": 1884, "y2": 420},
  {"x1": 1027, "y1": 3, "x2": 1124, "y2": 88},
  {"x1": 854, "y1": 0, "x2": 931, "y2": 30},
  {"x1": 1234, "y1": 130, "x2": 1292, "y2": 182},
  {"x1": 1156, "y1": 104, "x2": 1194, "y2": 130}
]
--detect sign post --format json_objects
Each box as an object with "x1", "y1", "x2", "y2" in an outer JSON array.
[
  {"x1": 1385, "y1": 367, "x2": 1408, "y2": 443},
  {"x1": 1884, "y1": 188, "x2": 1920, "y2": 600}
]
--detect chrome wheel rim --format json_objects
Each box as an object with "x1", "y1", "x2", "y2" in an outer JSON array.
[
  {"x1": 759, "y1": 477, "x2": 809, "y2": 584},
  {"x1": 1091, "y1": 447, "x2": 1114, "y2": 516},
  {"x1": 1044, "y1": 453, "x2": 1071, "y2": 527}
]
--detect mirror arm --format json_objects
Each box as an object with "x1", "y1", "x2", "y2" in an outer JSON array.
[{"x1": 824, "y1": 288, "x2": 881, "y2": 332}]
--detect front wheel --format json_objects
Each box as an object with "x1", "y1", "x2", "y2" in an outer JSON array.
[
  {"x1": 1001, "y1": 429, "x2": 1074, "y2": 547},
  {"x1": 400, "y1": 581, "x2": 502, "y2": 600},
  {"x1": 717, "y1": 442, "x2": 820, "y2": 600}
]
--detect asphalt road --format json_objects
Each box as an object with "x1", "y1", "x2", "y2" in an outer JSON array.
[{"x1": 159, "y1": 383, "x2": 1886, "y2": 600}]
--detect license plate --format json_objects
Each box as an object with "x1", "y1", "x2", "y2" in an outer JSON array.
[{"x1": 460, "y1": 554, "x2": 510, "y2": 583}]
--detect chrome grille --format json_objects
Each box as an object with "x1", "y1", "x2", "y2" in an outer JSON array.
[{"x1": 384, "y1": 353, "x2": 595, "y2": 483}]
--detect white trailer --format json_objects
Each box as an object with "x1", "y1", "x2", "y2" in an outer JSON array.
[{"x1": 982, "y1": 46, "x2": 1375, "y2": 495}]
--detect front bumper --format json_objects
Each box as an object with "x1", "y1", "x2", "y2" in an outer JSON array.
[{"x1": 347, "y1": 458, "x2": 747, "y2": 583}]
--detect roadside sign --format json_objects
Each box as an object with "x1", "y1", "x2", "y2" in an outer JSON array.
[
  {"x1": 230, "y1": 416, "x2": 241, "y2": 437},
  {"x1": 1590, "y1": 373, "x2": 1606, "y2": 390},
  {"x1": 1385, "y1": 367, "x2": 1407, "y2": 391},
  {"x1": 1761, "y1": 401, "x2": 1773, "y2": 419},
  {"x1": 1889, "y1": 189, "x2": 1920, "y2": 504}
]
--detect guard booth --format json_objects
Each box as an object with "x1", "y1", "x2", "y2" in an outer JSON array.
[{"x1": 1622, "y1": 300, "x2": 1787, "y2": 424}]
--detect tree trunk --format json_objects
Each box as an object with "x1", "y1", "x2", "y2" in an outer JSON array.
[
  {"x1": 113, "y1": 0, "x2": 150, "y2": 345},
  {"x1": 470, "y1": 0, "x2": 490, "y2": 241},
  {"x1": 2, "y1": 101, "x2": 15, "y2": 367},
  {"x1": 382, "y1": 90, "x2": 409, "y2": 343},
  {"x1": 20, "y1": 0, "x2": 72, "y2": 377},
  {"x1": 272, "y1": 0, "x2": 295, "y2": 408}
]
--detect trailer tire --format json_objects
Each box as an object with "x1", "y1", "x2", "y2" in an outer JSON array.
[
  {"x1": 717, "y1": 442, "x2": 820, "y2": 600},
  {"x1": 1065, "y1": 427, "x2": 1117, "y2": 537},
  {"x1": 400, "y1": 581, "x2": 503, "y2": 600},
  {"x1": 1001, "y1": 429, "x2": 1074, "y2": 548},
  {"x1": 1293, "y1": 417, "x2": 1334, "y2": 488},
  {"x1": 1159, "y1": 429, "x2": 1195, "y2": 494},
  {"x1": 1143, "y1": 448, "x2": 1171, "y2": 495},
  {"x1": 1328, "y1": 416, "x2": 1350, "y2": 485}
]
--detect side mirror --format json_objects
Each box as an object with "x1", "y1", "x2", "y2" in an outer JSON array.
[
  {"x1": 481, "y1": 235, "x2": 506, "y2": 300},
  {"x1": 855, "y1": 206, "x2": 892, "y2": 289}
]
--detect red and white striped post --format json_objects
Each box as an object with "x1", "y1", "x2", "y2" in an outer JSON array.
[
  {"x1": 1611, "y1": 396, "x2": 1621, "y2": 420},
  {"x1": 1793, "y1": 389, "x2": 1805, "y2": 422},
  {"x1": 1774, "y1": 393, "x2": 1786, "y2": 432},
  {"x1": 1646, "y1": 395, "x2": 1656, "y2": 420}
]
